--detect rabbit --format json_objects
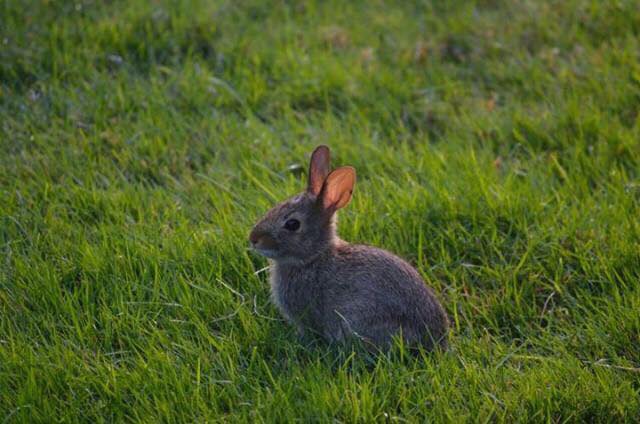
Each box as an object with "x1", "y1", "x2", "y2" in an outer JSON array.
[{"x1": 249, "y1": 145, "x2": 449, "y2": 351}]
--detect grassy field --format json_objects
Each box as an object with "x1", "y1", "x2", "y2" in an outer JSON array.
[{"x1": 2, "y1": 0, "x2": 640, "y2": 421}]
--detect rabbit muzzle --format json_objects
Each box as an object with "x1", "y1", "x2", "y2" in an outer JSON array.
[{"x1": 249, "y1": 228, "x2": 279, "y2": 257}]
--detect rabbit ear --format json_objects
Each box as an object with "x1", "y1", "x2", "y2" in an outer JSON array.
[
  {"x1": 308, "y1": 145, "x2": 331, "y2": 196},
  {"x1": 320, "y1": 166, "x2": 356, "y2": 211}
]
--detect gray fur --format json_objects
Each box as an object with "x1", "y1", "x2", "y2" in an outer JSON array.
[{"x1": 249, "y1": 146, "x2": 448, "y2": 351}]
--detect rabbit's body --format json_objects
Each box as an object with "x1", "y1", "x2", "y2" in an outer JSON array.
[
  {"x1": 271, "y1": 240, "x2": 448, "y2": 349},
  {"x1": 250, "y1": 146, "x2": 448, "y2": 351}
]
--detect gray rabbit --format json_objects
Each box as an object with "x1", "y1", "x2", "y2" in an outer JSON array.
[{"x1": 249, "y1": 145, "x2": 448, "y2": 351}]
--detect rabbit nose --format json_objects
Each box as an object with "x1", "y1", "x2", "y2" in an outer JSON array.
[{"x1": 249, "y1": 229, "x2": 262, "y2": 245}]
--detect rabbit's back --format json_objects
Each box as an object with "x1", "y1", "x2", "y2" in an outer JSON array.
[{"x1": 325, "y1": 243, "x2": 448, "y2": 348}]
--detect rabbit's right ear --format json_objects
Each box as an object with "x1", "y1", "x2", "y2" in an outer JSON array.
[
  {"x1": 307, "y1": 145, "x2": 331, "y2": 196},
  {"x1": 319, "y1": 166, "x2": 356, "y2": 212}
]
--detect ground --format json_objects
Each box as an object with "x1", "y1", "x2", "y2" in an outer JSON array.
[{"x1": 1, "y1": 0, "x2": 639, "y2": 421}]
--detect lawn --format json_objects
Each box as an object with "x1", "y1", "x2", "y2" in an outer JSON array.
[{"x1": 1, "y1": 0, "x2": 639, "y2": 421}]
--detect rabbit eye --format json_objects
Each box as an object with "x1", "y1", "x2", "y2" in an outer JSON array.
[{"x1": 283, "y1": 218, "x2": 300, "y2": 231}]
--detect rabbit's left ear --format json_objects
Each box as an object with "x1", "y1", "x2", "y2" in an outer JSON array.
[
  {"x1": 308, "y1": 145, "x2": 331, "y2": 196},
  {"x1": 320, "y1": 166, "x2": 356, "y2": 212}
]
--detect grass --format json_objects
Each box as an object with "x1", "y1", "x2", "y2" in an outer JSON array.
[{"x1": 1, "y1": 0, "x2": 639, "y2": 421}]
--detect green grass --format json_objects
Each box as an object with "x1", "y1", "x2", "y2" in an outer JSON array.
[{"x1": 1, "y1": 0, "x2": 640, "y2": 421}]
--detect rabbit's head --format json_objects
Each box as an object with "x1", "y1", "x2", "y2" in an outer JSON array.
[{"x1": 249, "y1": 145, "x2": 356, "y2": 263}]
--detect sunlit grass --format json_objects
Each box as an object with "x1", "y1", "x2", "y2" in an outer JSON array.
[{"x1": 1, "y1": 0, "x2": 639, "y2": 421}]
